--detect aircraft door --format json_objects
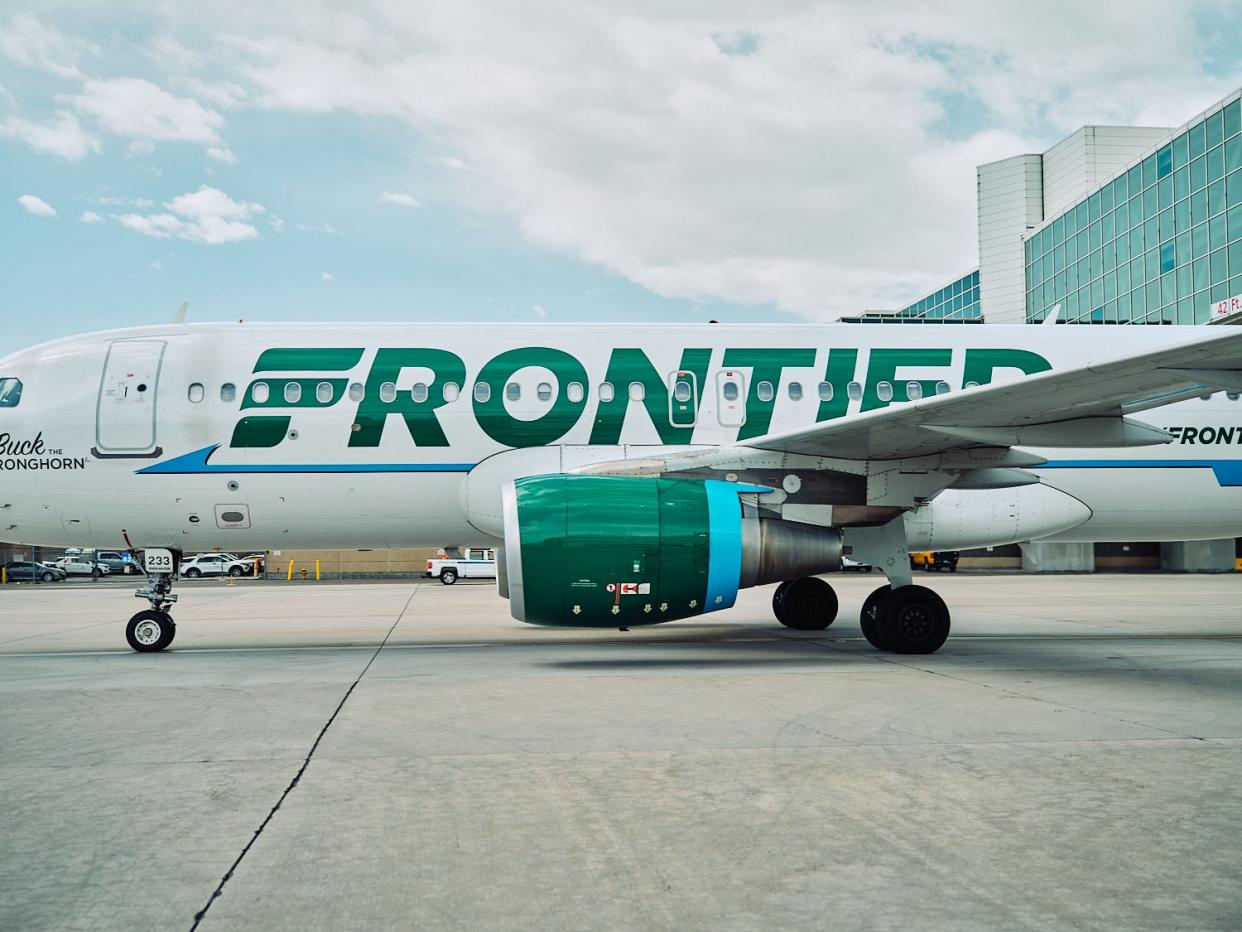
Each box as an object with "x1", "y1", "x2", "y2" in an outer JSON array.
[{"x1": 95, "y1": 340, "x2": 165, "y2": 457}]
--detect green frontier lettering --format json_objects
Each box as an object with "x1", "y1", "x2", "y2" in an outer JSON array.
[
  {"x1": 861, "y1": 348, "x2": 952, "y2": 412},
  {"x1": 961, "y1": 348, "x2": 1052, "y2": 385},
  {"x1": 474, "y1": 347, "x2": 589, "y2": 448},
  {"x1": 589, "y1": 348, "x2": 711, "y2": 445},
  {"x1": 721, "y1": 348, "x2": 817, "y2": 441},
  {"x1": 232, "y1": 347, "x2": 364, "y2": 449},
  {"x1": 350, "y1": 348, "x2": 466, "y2": 448}
]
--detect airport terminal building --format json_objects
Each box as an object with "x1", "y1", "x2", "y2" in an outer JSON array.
[{"x1": 849, "y1": 86, "x2": 1242, "y2": 572}]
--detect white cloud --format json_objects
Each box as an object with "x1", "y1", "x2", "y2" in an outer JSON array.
[
  {"x1": 436, "y1": 155, "x2": 468, "y2": 171},
  {"x1": 295, "y1": 221, "x2": 339, "y2": 234},
  {"x1": 268, "y1": 214, "x2": 285, "y2": 232},
  {"x1": 0, "y1": 110, "x2": 101, "y2": 160},
  {"x1": 202, "y1": 1, "x2": 1240, "y2": 317},
  {"x1": 127, "y1": 139, "x2": 155, "y2": 156},
  {"x1": 63, "y1": 78, "x2": 229, "y2": 160},
  {"x1": 17, "y1": 194, "x2": 56, "y2": 218},
  {"x1": 79, "y1": 210, "x2": 102, "y2": 224},
  {"x1": 180, "y1": 78, "x2": 248, "y2": 109},
  {"x1": 207, "y1": 145, "x2": 238, "y2": 164},
  {"x1": 321, "y1": 271, "x2": 334, "y2": 281},
  {"x1": 151, "y1": 260, "x2": 163, "y2": 270},
  {"x1": 114, "y1": 185, "x2": 266, "y2": 245},
  {"x1": 532, "y1": 303, "x2": 548, "y2": 318},
  {"x1": 97, "y1": 196, "x2": 155, "y2": 208},
  {"x1": 0, "y1": 14, "x2": 96, "y2": 79},
  {"x1": 380, "y1": 191, "x2": 421, "y2": 208}
]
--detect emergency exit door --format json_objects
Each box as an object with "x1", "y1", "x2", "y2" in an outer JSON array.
[{"x1": 95, "y1": 340, "x2": 165, "y2": 457}]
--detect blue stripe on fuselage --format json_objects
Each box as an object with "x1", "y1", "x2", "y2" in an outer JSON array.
[
  {"x1": 136, "y1": 444, "x2": 475, "y2": 475},
  {"x1": 1040, "y1": 459, "x2": 1242, "y2": 486}
]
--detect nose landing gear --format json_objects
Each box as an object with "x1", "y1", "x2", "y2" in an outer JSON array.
[{"x1": 127, "y1": 549, "x2": 180, "y2": 653}]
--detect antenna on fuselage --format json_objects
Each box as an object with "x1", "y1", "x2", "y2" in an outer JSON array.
[{"x1": 170, "y1": 302, "x2": 189, "y2": 324}]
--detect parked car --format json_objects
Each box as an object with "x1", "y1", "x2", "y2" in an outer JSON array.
[
  {"x1": 83, "y1": 550, "x2": 142, "y2": 575},
  {"x1": 426, "y1": 548, "x2": 497, "y2": 585},
  {"x1": 3, "y1": 561, "x2": 67, "y2": 582},
  {"x1": 181, "y1": 553, "x2": 252, "y2": 577},
  {"x1": 910, "y1": 551, "x2": 960, "y2": 572},
  {"x1": 50, "y1": 556, "x2": 110, "y2": 578},
  {"x1": 842, "y1": 556, "x2": 874, "y2": 572}
]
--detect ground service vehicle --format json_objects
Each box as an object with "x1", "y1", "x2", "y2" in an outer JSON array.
[
  {"x1": 427, "y1": 548, "x2": 497, "y2": 584},
  {"x1": 5, "y1": 321, "x2": 1242, "y2": 653},
  {"x1": 910, "y1": 551, "x2": 960, "y2": 572}
]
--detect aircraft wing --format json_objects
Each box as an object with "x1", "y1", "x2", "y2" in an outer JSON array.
[{"x1": 743, "y1": 327, "x2": 1242, "y2": 461}]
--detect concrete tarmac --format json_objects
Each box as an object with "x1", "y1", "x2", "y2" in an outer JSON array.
[{"x1": 1, "y1": 573, "x2": 1240, "y2": 931}]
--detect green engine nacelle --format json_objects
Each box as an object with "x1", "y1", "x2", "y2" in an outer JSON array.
[{"x1": 500, "y1": 473, "x2": 842, "y2": 628}]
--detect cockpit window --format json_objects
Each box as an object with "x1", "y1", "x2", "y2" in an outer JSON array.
[{"x1": 0, "y1": 378, "x2": 21, "y2": 408}]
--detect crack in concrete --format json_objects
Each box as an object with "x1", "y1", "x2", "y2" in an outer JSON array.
[{"x1": 187, "y1": 586, "x2": 419, "y2": 930}]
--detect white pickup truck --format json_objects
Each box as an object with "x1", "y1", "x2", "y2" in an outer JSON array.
[{"x1": 426, "y1": 548, "x2": 497, "y2": 585}]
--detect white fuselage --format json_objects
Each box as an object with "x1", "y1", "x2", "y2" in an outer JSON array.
[{"x1": 2, "y1": 321, "x2": 1241, "y2": 552}]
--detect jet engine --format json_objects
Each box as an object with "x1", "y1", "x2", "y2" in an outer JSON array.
[{"x1": 499, "y1": 474, "x2": 842, "y2": 627}]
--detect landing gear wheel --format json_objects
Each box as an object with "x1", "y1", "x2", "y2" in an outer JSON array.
[
  {"x1": 126, "y1": 610, "x2": 176, "y2": 653},
  {"x1": 440, "y1": 569, "x2": 458, "y2": 585},
  {"x1": 876, "y1": 585, "x2": 950, "y2": 655},
  {"x1": 774, "y1": 577, "x2": 838, "y2": 631},
  {"x1": 771, "y1": 580, "x2": 794, "y2": 624},
  {"x1": 859, "y1": 585, "x2": 892, "y2": 650}
]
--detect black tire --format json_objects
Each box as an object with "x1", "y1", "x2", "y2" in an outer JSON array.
[
  {"x1": 184, "y1": 567, "x2": 201, "y2": 578},
  {"x1": 771, "y1": 580, "x2": 794, "y2": 623},
  {"x1": 125, "y1": 610, "x2": 175, "y2": 653},
  {"x1": 41, "y1": 571, "x2": 54, "y2": 582},
  {"x1": 91, "y1": 567, "x2": 101, "y2": 579},
  {"x1": 440, "y1": 569, "x2": 458, "y2": 585},
  {"x1": 860, "y1": 585, "x2": 891, "y2": 650},
  {"x1": 228, "y1": 565, "x2": 244, "y2": 577},
  {"x1": 949, "y1": 565, "x2": 958, "y2": 573},
  {"x1": 775, "y1": 577, "x2": 838, "y2": 630},
  {"x1": 877, "y1": 585, "x2": 950, "y2": 655}
]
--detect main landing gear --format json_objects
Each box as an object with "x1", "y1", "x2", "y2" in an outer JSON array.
[
  {"x1": 126, "y1": 555, "x2": 179, "y2": 653},
  {"x1": 859, "y1": 584, "x2": 950, "y2": 654},
  {"x1": 772, "y1": 577, "x2": 839, "y2": 630}
]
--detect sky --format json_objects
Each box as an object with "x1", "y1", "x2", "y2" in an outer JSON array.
[{"x1": 1, "y1": 1, "x2": 1240, "y2": 352}]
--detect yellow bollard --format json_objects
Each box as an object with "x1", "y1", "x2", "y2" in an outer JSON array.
[
  {"x1": 253, "y1": 559, "x2": 259, "y2": 578},
  {"x1": 315, "y1": 560, "x2": 321, "y2": 581},
  {"x1": 287, "y1": 559, "x2": 294, "y2": 581},
  {"x1": 1, "y1": 566, "x2": 6, "y2": 585}
]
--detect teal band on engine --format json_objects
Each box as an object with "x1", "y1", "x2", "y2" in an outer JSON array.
[{"x1": 703, "y1": 479, "x2": 742, "y2": 612}]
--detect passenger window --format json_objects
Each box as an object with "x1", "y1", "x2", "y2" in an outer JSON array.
[
  {"x1": 723, "y1": 382, "x2": 739, "y2": 401},
  {"x1": 599, "y1": 382, "x2": 615, "y2": 403},
  {"x1": 876, "y1": 381, "x2": 893, "y2": 402},
  {"x1": 220, "y1": 382, "x2": 236, "y2": 403},
  {"x1": 788, "y1": 381, "x2": 803, "y2": 401},
  {"x1": 474, "y1": 382, "x2": 491, "y2": 403},
  {"x1": 756, "y1": 380, "x2": 774, "y2": 402},
  {"x1": 536, "y1": 382, "x2": 553, "y2": 402},
  {"x1": 349, "y1": 382, "x2": 364, "y2": 402},
  {"x1": 379, "y1": 382, "x2": 397, "y2": 403},
  {"x1": 284, "y1": 382, "x2": 302, "y2": 403},
  {"x1": 316, "y1": 381, "x2": 333, "y2": 404},
  {"x1": 443, "y1": 382, "x2": 460, "y2": 402},
  {"x1": 411, "y1": 382, "x2": 429, "y2": 403},
  {"x1": 567, "y1": 382, "x2": 584, "y2": 403},
  {"x1": 935, "y1": 381, "x2": 951, "y2": 395},
  {"x1": 629, "y1": 382, "x2": 645, "y2": 401},
  {"x1": 673, "y1": 379, "x2": 692, "y2": 402},
  {"x1": 0, "y1": 377, "x2": 22, "y2": 408},
  {"x1": 906, "y1": 381, "x2": 923, "y2": 400},
  {"x1": 188, "y1": 383, "x2": 205, "y2": 403},
  {"x1": 1229, "y1": 392, "x2": 1240, "y2": 401},
  {"x1": 506, "y1": 382, "x2": 521, "y2": 401},
  {"x1": 252, "y1": 381, "x2": 270, "y2": 403},
  {"x1": 846, "y1": 381, "x2": 862, "y2": 401},
  {"x1": 964, "y1": 380, "x2": 980, "y2": 389},
  {"x1": 817, "y1": 382, "x2": 833, "y2": 402}
]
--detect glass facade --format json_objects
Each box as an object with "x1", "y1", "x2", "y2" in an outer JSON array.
[
  {"x1": 900, "y1": 269, "x2": 981, "y2": 321},
  {"x1": 1026, "y1": 95, "x2": 1242, "y2": 324}
]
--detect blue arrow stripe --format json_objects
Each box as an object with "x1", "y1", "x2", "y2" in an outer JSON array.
[
  {"x1": 137, "y1": 445, "x2": 475, "y2": 475},
  {"x1": 1041, "y1": 459, "x2": 1242, "y2": 486}
]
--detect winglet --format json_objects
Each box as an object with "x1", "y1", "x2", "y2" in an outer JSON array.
[{"x1": 170, "y1": 302, "x2": 188, "y2": 324}]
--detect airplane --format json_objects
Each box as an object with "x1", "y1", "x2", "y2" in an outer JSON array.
[{"x1": 2, "y1": 320, "x2": 1242, "y2": 655}]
